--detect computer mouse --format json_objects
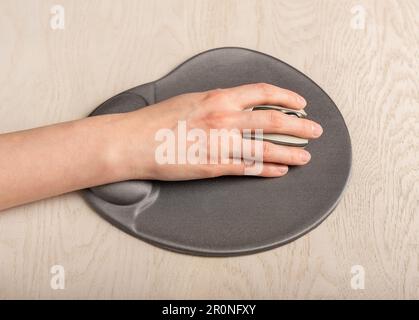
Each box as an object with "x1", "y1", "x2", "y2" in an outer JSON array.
[{"x1": 243, "y1": 105, "x2": 308, "y2": 147}]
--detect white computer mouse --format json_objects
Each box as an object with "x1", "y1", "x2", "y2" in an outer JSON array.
[{"x1": 243, "y1": 105, "x2": 308, "y2": 147}]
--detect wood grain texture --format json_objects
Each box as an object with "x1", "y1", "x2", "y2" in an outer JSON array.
[{"x1": 0, "y1": 0, "x2": 417, "y2": 299}]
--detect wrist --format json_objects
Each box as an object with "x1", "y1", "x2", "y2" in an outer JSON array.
[
  {"x1": 88, "y1": 113, "x2": 134, "y2": 183},
  {"x1": 97, "y1": 111, "x2": 154, "y2": 182}
]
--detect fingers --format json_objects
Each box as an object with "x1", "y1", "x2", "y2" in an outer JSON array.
[
  {"x1": 202, "y1": 141, "x2": 307, "y2": 179},
  {"x1": 211, "y1": 162, "x2": 289, "y2": 178},
  {"x1": 207, "y1": 141, "x2": 308, "y2": 178},
  {"x1": 213, "y1": 83, "x2": 307, "y2": 110},
  {"x1": 259, "y1": 142, "x2": 311, "y2": 165},
  {"x1": 230, "y1": 139, "x2": 311, "y2": 165},
  {"x1": 209, "y1": 130, "x2": 312, "y2": 166},
  {"x1": 201, "y1": 83, "x2": 323, "y2": 140},
  {"x1": 229, "y1": 110, "x2": 323, "y2": 139}
]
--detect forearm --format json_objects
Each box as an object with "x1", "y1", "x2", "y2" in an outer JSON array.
[{"x1": 0, "y1": 114, "x2": 126, "y2": 211}]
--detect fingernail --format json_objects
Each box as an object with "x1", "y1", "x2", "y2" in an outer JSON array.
[
  {"x1": 296, "y1": 95, "x2": 306, "y2": 107},
  {"x1": 278, "y1": 166, "x2": 288, "y2": 174},
  {"x1": 300, "y1": 151, "x2": 311, "y2": 163},
  {"x1": 312, "y1": 123, "x2": 323, "y2": 137}
]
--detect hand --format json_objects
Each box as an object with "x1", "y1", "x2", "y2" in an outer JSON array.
[{"x1": 110, "y1": 83, "x2": 323, "y2": 181}]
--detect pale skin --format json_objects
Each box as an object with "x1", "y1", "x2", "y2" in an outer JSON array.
[{"x1": 0, "y1": 83, "x2": 323, "y2": 211}]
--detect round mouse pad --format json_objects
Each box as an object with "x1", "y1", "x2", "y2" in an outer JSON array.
[{"x1": 83, "y1": 47, "x2": 352, "y2": 256}]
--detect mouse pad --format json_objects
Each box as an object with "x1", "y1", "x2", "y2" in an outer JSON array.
[{"x1": 83, "y1": 47, "x2": 352, "y2": 256}]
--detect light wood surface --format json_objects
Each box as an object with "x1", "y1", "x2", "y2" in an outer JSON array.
[{"x1": 0, "y1": 0, "x2": 417, "y2": 299}]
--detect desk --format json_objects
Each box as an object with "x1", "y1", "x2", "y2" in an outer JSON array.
[{"x1": 0, "y1": 0, "x2": 417, "y2": 299}]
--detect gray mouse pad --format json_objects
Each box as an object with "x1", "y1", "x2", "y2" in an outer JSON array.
[{"x1": 83, "y1": 47, "x2": 352, "y2": 256}]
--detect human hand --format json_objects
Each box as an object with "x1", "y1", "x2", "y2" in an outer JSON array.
[{"x1": 109, "y1": 83, "x2": 323, "y2": 181}]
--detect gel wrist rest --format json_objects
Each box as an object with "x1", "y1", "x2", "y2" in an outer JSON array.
[{"x1": 83, "y1": 47, "x2": 352, "y2": 257}]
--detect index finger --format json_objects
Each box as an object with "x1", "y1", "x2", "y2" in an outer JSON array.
[{"x1": 224, "y1": 83, "x2": 307, "y2": 110}]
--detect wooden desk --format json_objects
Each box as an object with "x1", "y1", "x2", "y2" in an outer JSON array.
[{"x1": 0, "y1": 0, "x2": 417, "y2": 299}]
